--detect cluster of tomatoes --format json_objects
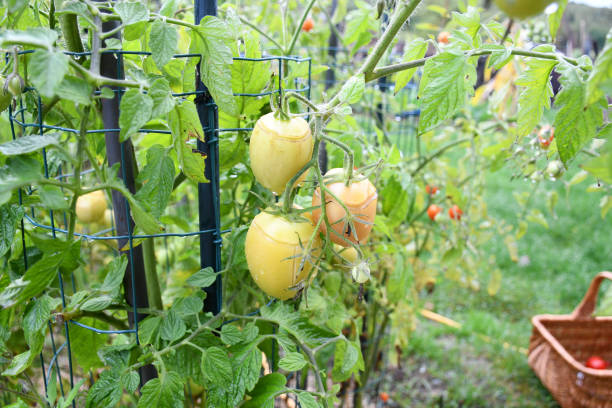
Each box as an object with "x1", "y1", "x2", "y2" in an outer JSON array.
[
  {"x1": 423, "y1": 185, "x2": 463, "y2": 222},
  {"x1": 245, "y1": 112, "x2": 377, "y2": 300}
]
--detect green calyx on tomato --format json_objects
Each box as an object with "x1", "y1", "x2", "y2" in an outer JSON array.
[
  {"x1": 245, "y1": 210, "x2": 320, "y2": 300},
  {"x1": 493, "y1": 0, "x2": 555, "y2": 19},
  {"x1": 249, "y1": 112, "x2": 314, "y2": 195},
  {"x1": 311, "y1": 168, "x2": 378, "y2": 247}
]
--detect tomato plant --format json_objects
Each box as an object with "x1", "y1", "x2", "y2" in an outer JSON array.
[{"x1": 0, "y1": 0, "x2": 609, "y2": 407}]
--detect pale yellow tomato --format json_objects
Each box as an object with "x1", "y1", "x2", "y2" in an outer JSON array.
[
  {"x1": 245, "y1": 211, "x2": 320, "y2": 300},
  {"x1": 493, "y1": 0, "x2": 554, "y2": 19},
  {"x1": 76, "y1": 190, "x2": 107, "y2": 224},
  {"x1": 249, "y1": 113, "x2": 313, "y2": 195},
  {"x1": 311, "y1": 168, "x2": 377, "y2": 247}
]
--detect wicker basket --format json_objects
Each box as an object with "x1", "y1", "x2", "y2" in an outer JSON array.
[{"x1": 528, "y1": 271, "x2": 612, "y2": 408}]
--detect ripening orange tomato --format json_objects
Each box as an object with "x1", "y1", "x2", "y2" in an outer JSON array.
[
  {"x1": 245, "y1": 211, "x2": 320, "y2": 300},
  {"x1": 311, "y1": 168, "x2": 377, "y2": 247},
  {"x1": 449, "y1": 205, "x2": 463, "y2": 220},
  {"x1": 427, "y1": 204, "x2": 441, "y2": 221},
  {"x1": 302, "y1": 17, "x2": 314, "y2": 32},
  {"x1": 437, "y1": 31, "x2": 450, "y2": 44}
]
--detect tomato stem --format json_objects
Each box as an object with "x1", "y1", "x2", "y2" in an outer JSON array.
[
  {"x1": 284, "y1": 0, "x2": 317, "y2": 56},
  {"x1": 320, "y1": 134, "x2": 354, "y2": 186}
]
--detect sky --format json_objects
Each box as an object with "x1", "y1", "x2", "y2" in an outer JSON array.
[{"x1": 570, "y1": 0, "x2": 612, "y2": 7}]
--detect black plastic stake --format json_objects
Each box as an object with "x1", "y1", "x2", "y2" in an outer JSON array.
[
  {"x1": 195, "y1": 0, "x2": 222, "y2": 315},
  {"x1": 100, "y1": 19, "x2": 157, "y2": 385}
]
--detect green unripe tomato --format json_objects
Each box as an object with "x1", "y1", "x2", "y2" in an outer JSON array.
[
  {"x1": 6, "y1": 74, "x2": 24, "y2": 97},
  {"x1": 493, "y1": 0, "x2": 555, "y2": 19}
]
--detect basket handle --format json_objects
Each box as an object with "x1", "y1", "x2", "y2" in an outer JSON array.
[{"x1": 571, "y1": 271, "x2": 612, "y2": 319}]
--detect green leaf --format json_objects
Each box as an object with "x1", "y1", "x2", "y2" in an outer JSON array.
[
  {"x1": 394, "y1": 39, "x2": 427, "y2": 94},
  {"x1": 0, "y1": 28, "x2": 58, "y2": 49},
  {"x1": 100, "y1": 255, "x2": 128, "y2": 292},
  {"x1": 149, "y1": 20, "x2": 178, "y2": 70},
  {"x1": 137, "y1": 372, "x2": 184, "y2": 408},
  {"x1": 260, "y1": 302, "x2": 336, "y2": 347},
  {"x1": 278, "y1": 352, "x2": 307, "y2": 371},
  {"x1": 119, "y1": 89, "x2": 153, "y2": 141},
  {"x1": 57, "y1": 1, "x2": 95, "y2": 26},
  {"x1": 81, "y1": 294, "x2": 114, "y2": 311},
  {"x1": 135, "y1": 145, "x2": 175, "y2": 219},
  {"x1": 149, "y1": 78, "x2": 175, "y2": 118},
  {"x1": 160, "y1": 310, "x2": 186, "y2": 341},
  {"x1": 387, "y1": 253, "x2": 411, "y2": 303},
  {"x1": 554, "y1": 61, "x2": 603, "y2": 165},
  {"x1": 121, "y1": 371, "x2": 140, "y2": 393},
  {"x1": 243, "y1": 373, "x2": 287, "y2": 408},
  {"x1": 220, "y1": 324, "x2": 244, "y2": 345},
  {"x1": 451, "y1": 6, "x2": 480, "y2": 40},
  {"x1": 0, "y1": 252, "x2": 63, "y2": 308},
  {"x1": 586, "y1": 28, "x2": 612, "y2": 107},
  {"x1": 344, "y1": 5, "x2": 375, "y2": 45},
  {"x1": 39, "y1": 185, "x2": 69, "y2": 210},
  {"x1": 338, "y1": 76, "x2": 365, "y2": 104},
  {"x1": 515, "y1": 53, "x2": 558, "y2": 138},
  {"x1": 332, "y1": 339, "x2": 360, "y2": 382},
  {"x1": 548, "y1": 0, "x2": 568, "y2": 40},
  {"x1": 186, "y1": 267, "x2": 217, "y2": 287},
  {"x1": 68, "y1": 317, "x2": 106, "y2": 371},
  {"x1": 191, "y1": 16, "x2": 237, "y2": 115},
  {"x1": 2, "y1": 348, "x2": 39, "y2": 376},
  {"x1": 115, "y1": 1, "x2": 149, "y2": 26},
  {"x1": 171, "y1": 295, "x2": 203, "y2": 317},
  {"x1": 0, "y1": 134, "x2": 59, "y2": 156},
  {"x1": 86, "y1": 370, "x2": 122, "y2": 408},
  {"x1": 169, "y1": 100, "x2": 208, "y2": 183},
  {"x1": 0, "y1": 204, "x2": 24, "y2": 257},
  {"x1": 418, "y1": 51, "x2": 477, "y2": 134},
  {"x1": 23, "y1": 295, "x2": 52, "y2": 345},
  {"x1": 202, "y1": 346, "x2": 233, "y2": 385},
  {"x1": 58, "y1": 378, "x2": 86, "y2": 408},
  {"x1": 0, "y1": 156, "x2": 41, "y2": 201},
  {"x1": 29, "y1": 51, "x2": 70, "y2": 98},
  {"x1": 138, "y1": 315, "x2": 163, "y2": 345},
  {"x1": 297, "y1": 392, "x2": 321, "y2": 408},
  {"x1": 57, "y1": 76, "x2": 93, "y2": 105}
]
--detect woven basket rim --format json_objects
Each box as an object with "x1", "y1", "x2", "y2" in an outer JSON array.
[{"x1": 532, "y1": 313, "x2": 612, "y2": 378}]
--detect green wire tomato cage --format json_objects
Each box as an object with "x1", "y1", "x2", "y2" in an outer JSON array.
[{"x1": 7, "y1": 45, "x2": 310, "y2": 405}]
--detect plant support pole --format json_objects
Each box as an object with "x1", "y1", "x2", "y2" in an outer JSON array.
[
  {"x1": 195, "y1": 0, "x2": 222, "y2": 315},
  {"x1": 99, "y1": 17, "x2": 157, "y2": 386}
]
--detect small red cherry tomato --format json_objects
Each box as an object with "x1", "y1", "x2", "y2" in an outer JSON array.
[
  {"x1": 302, "y1": 17, "x2": 314, "y2": 32},
  {"x1": 448, "y1": 205, "x2": 463, "y2": 220},
  {"x1": 585, "y1": 356, "x2": 609, "y2": 370},
  {"x1": 380, "y1": 391, "x2": 389, "y2": 402},
  {"x1": 425, "y1": 185, "x2": 439, "y2": 195},
  {"x1": 427, "y1": 204, "x2": 441, "y2": 221}
]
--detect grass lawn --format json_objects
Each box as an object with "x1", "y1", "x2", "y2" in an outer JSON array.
[{"x1": 395, "y1": 167, "x2": 611, "y2": 407}]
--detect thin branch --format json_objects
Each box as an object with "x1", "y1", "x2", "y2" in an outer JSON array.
[
  {"x1": 239, "y1": 17, "x2": 284, "y2": 52},
  {"x1": 285, "y1": 0, "x2": 317, "y2": 56}
]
